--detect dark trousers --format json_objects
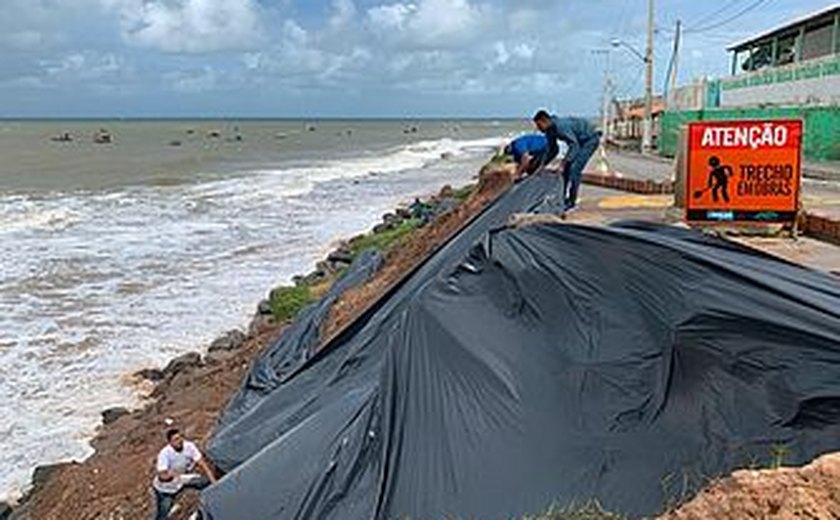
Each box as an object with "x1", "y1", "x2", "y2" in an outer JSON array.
[
  {"x1": 563, "y1": 135, "x2": 601, "y2": 209},
  {"x1": 154, "y1": 476, "x2": 210, "y2": 520}
]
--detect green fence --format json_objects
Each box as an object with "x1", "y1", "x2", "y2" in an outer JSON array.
[{"x1": 659, "y1": 105, "x2": 840, "y2": 161}]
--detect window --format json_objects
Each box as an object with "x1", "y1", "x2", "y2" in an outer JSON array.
[
  {"x1": 775, "y1": 32, "x2": 798, "y2": 66},
  {"x1": 738, "y1": 40, "x2": 774, "y2": 72},
  {"x1": 801, "y1": 18, "x2": 834, "y2": 61}
]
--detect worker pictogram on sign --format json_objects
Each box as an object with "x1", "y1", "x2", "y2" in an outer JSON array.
[{"x1": 685, "y1": 120, "x2": 802, "y2": 223}]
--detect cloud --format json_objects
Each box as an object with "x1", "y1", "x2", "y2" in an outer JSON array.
[
  {"x1": 40, "y1": 52, "x2": 127, "y2": 82},
  {"x1": 367, "y1": 0, "x2": 495, "y2": 48},
  {"x1": 166, "y1": 66, "x2": 220, "y2": 93},
  {"x1": 105, "y1": 0, "x2": 263, "y2": 53}
]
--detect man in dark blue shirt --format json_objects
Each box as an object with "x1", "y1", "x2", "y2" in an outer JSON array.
[
  {"x1": 505, "y1": 134, "x2": 548, "y2": 180},
  {"x1": 533, "y1": 110, "x2": 601, "y2": 211}
]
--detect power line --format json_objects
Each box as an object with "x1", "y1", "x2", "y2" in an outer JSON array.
[
  {"x1": 687, "y1": 0, "x2": 773, "y2": 34},
  {"x1": 687, "y1": 0, "x2": 747, "y2": 30}
]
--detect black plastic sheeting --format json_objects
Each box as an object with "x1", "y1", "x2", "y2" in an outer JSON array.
[
  {"x1": 205, "y1": 176, "x2": 840, "y2": 520},
  {"x1": 220, "y1": 249, "x2": 382, "y2": 425}
]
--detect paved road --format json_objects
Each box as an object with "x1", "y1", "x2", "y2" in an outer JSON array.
[{"x1": 589, "y1": 150, "x2": 840, "y2": 220}]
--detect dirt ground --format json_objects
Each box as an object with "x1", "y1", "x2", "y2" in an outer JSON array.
[{"x1": 658, "y1": 453, "x2": 840, "y2": 520}]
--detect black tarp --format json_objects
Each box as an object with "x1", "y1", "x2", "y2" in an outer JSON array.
[{"x1": 204, "y1": 175, "x2": 840, "y2": 520}]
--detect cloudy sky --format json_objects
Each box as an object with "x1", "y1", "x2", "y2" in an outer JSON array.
[{"x1": 0, "y1": 0, "x2": 830, "y2": 117}]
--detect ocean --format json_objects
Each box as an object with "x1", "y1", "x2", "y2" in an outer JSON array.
[{"x1": 0, "y1": 119, "x2": 527, "y2": 501}]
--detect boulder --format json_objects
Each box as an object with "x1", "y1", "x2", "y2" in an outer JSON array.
[
  {"x1": 134, "y1": 368, "x2": 165, "y2": 382},
  {"x1": 395, "y1": 208, "x2": 412, "y2": 220},
  {"x1": 208, "y1": 330, "x2": 246, "y2": 353},
  {"x1": 101, "y1": 407, "x2": 130, "y2": 425},
  {"x1": 162, "y1": 352, "x2": 202, "y2": 379},
  {"x1": 300, "y1": 270, "x2": 327, "y2": 286},
  {"x1": 382, "y1": 213, "x2": 401, "y2": 226},
  {"x1": 438, "y1": 185, "x2": 455, "y2": 198},
  {"x1": 257, "y1": 299, "x2": 273, "y2": 316},
  {"x1": 327, "y1": 248, "x2": 354, "y2": 265},
  {"x1": 249, "y1": 313, "x2": 277, "y2": 336},
  {"x1": 205, "y1": 349, "x2": 236, "y2": 365},
  {"x1": 0, "y1": 502, "x2": 11, "y2": 520},
  {"x1": 373, "y1": 222, "x2": 396, "y2": 234},
  {"x1": 31, "y1": 463, "x2": 71, "y2": 493}
]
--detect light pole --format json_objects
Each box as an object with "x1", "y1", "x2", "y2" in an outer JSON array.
[
  {"x1": 611, "y1": 0, "x2": 655, "y2": 154},
  {"x1": 592, "y1": 49, "x2": 613, "y2": 173}
]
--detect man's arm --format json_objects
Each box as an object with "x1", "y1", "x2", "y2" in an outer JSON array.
[
  {"x1": 514, "y1": 153, "x2": 532, "y2": 180},
  {"x1": 544, "y1": 126, "x2": 560, "y2": 164},
  {"x1": 558, "y1": 127, "x2": 580, "y2": 166},
  {"x1": 157, "y1": 452, "x2": 175, "y2": 482},
  {"x1": 197, "y1": 458, "x2": 218, "y2": 483}
]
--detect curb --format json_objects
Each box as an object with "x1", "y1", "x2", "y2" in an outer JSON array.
[
  {"x1": 801, "y1": 213, "x2": 840, "y2": 246},
  {"x1": 583, "y1": 171, "x2": 840, "y2": 246},
  {"x1": 582, "y1": 172, "x2": 675, "y2": 195}
]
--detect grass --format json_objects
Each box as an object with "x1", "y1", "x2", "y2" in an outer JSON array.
[
  {"x1": 349, "y1": 218, "x2": 423, "y2": 258},
  {"x1": 269, "y1": 285, "x2": 316, "y2": 322},
  {"x1": 522, "y1": 502, "x2": 627, "y2": 520},
  {"x1": 451, "y1": 184, "x2": 475, "y2": 202}
]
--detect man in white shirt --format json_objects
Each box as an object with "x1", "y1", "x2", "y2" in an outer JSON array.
[{"x1": 153, "y1": 428, "x2": 217, "y2": 520}]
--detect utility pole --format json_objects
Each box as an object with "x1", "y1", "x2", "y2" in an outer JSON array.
[
  {"x1": 593, "y1": 49, "x2": 612, "y2": 173},
  {"x1": 670, "y1": 20, "x2": 682, "y2": 97},
  {"x1": 642, "y1": 0, "x2": 655, "y2": 154}
]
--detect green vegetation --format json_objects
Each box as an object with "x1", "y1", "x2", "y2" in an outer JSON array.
[
  {"x1": 349, "y1": 218, "x2": 423, "y2": 258},
  {"x1": 522, "y1": 503, "x2": 626, "y2": 520},
  {"x1": 770, "y1": 443, "x2": 790, "y2": 470},
  {"x1": 451, "y1": 184, "x2": 475, "y2": 201},
  {"x1": 269, "y1": 285, "x2": 315, "y2": 322}
]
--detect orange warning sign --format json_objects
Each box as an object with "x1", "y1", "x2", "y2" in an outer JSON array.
[{"x1": 685, "y1": 120, "x2": 802, "y2": 223}]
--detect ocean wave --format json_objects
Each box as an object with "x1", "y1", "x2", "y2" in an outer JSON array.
[{"x1": 0, "y1": 205, "x2": 81, "y2": 234}]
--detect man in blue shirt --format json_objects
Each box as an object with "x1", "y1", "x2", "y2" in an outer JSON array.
[
  {"x1": 533, "y1": 110, "x2": 601, "y2": 211},
  {"x1": 505, "y1": 134, "x2": 548, "y2": 180}
]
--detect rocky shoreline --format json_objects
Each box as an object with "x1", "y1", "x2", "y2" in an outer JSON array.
[{"x1": 0, "y1": 165, "x2": 505, "y2": 520}]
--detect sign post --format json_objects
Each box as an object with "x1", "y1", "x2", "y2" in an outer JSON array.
[{"x1": 685, "y1": 120, "x2": 803, "y2": 226}]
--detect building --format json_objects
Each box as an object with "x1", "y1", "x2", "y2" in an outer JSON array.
[
  {"x1": 608, "y1": 96, "x2": 666, "y2": 148},
  {"x1": 660, "y1": 4, "x2": 840, "y2": 161}
]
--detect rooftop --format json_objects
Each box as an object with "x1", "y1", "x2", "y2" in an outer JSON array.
[{"x1": 727, "y1": 3, "x2": 839, "y2": 51}]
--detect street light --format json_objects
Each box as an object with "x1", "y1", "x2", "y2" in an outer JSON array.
[
  {"x1": 611, "y1": 37, "x2": 654, "y2": 154},
  {"x1": 611, "y1": 39, "x2": 646, "y2": 64}
]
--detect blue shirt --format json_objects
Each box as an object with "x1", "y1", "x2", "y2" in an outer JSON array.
[{"x1": 509, "y1": 134, "x2": 548, "y2": 163}]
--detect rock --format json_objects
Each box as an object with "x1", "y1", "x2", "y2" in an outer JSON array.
[
  {"x1": 438, "y1": 185, "x2": 455, "y2": 198},
  {"x1": 317, "y1": 260, "x2": 342, "y2": 276},
  {"x1": 248, "y1": 313, "x2": 277, "y2": 336},
  {"x1": 382, "y1": 212, "x2": 401, "y2": 226},
  {"x1": 257, "y1": 299, "x2": 273, "y2": 316},
  {"x1": 205, "y1": 349, "x2": 236, "y2": 365},
  {"x1": 31, "y1": 463, "x2": 71, "y2": 493},
  {"x1": 395, "y1": 208, "x2": 412, "y2": 220},
  {"x1": 208, "y1": 330, "x2": 246, "y2": 353},
  {"x1": 373, "y1": 223, "x2": 393, "y2": 234},
  {"x1": 327, "y1": 249, "x2": 354, "y2": 265},
  {"x1": 134, "y1": 368, "x2": 165, "y2": 382},
  {"x1": 0, "y1": 502, "x2": 11, "y2": 520},
  {"x1": 162, "y1": 352, "x2": 202, "y2": 378},
  {"x1": 101, "y1": 407, "x2": 130, "y2": 425},
  {"x1": 300, "y1": 270, "x2": 327, "y2": 286}
]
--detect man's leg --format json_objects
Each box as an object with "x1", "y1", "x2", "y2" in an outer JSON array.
[
  {"x1": 154, "y1": 490, "x2": 176, "y2": 520},
  {"x1": 566, "y1": 136, "x2": 600, "y2": 209}
]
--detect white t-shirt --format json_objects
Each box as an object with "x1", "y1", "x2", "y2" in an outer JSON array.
[{"x1": 152, "y1": 441, "x2": 203, "y2": 494}]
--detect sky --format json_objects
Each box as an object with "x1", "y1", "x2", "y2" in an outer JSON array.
[{"x1": 0, "y1": 0, "x2": 831, "y2": 118}]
